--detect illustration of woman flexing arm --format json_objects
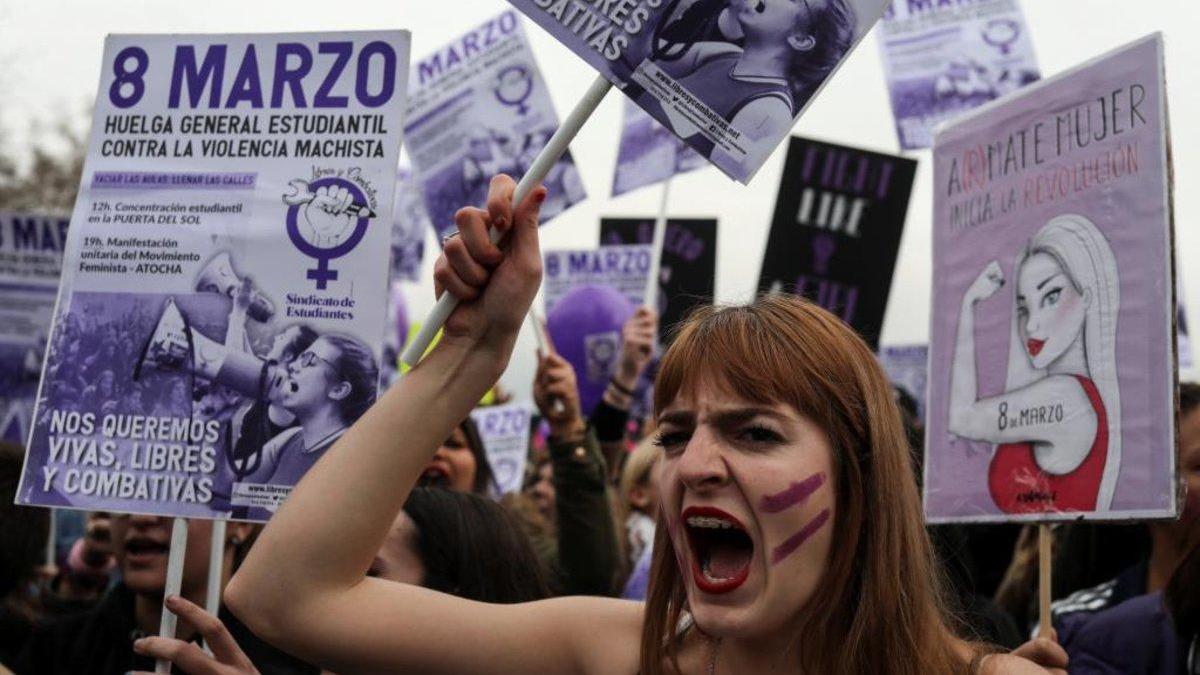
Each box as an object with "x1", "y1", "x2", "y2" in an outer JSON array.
[{"x1": 949, "y1": 214, "x2": 1122, "y2": 514}]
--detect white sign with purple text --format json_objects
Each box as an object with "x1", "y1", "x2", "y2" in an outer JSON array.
[
  {"x1": 17, "y1": 31, "x2": 411, "y2": 521},
  {"x1": 879, "y1": 0, "x2": 1040, "y2": 150},
  {"x1": 405, "y1": 10, "x2": 586, "y2": 239},
  {"x1": 470, "y1": 402, "x2": 532, "y2": 496}
]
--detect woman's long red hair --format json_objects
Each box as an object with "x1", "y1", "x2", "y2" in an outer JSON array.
[{"x1": 639, "y1": 295, "x2": 966, "y2": 675}]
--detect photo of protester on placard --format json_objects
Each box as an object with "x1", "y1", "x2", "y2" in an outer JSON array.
[{"x1": 509, "y1": 0, "x2": 889, "y2": 182}]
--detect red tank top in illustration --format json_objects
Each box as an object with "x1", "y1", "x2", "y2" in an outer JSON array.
[{"x1": 987, "y1": 375, "x2": 1108, "y2": 513}]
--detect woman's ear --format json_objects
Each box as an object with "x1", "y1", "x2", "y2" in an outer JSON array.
[
  {"x1": 788, "y1": 33, "x2": 817, "y2": 52},
  {"x1": 328, "y1": 380, "x2": 352, "y2": 401}
]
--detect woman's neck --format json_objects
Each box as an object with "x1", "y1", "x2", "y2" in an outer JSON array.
[
  {"x1": 1046, "y1": 332, "x2": 1089, "y2": 378},
  {"x1": 301, "y1": 408, "x2": 346, "y2": 450},
  {"x1": 709, "y1": 629, "x2": 801, "y2": 674},
  {"x1": 732, "y1": 42, "x2": 791, "y2": 82}
]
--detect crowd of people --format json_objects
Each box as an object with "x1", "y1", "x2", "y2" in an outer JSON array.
[{"x1": 1, "y1": 175, "x2": 1197, "y2": 674}]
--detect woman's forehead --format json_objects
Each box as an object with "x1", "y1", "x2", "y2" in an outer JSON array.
[{"x1": 660, "y1": 376, "x2": 793, "y2": 419}]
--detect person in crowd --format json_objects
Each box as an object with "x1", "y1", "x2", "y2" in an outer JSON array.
[
  {"x1": 1048, "y1": 382, "x2": 1200, "y2": 639},
  {"x1": 15, "y1": 513, "x2": 315, "y2": 675},
  {"x1": 620, "y1": 436, "x2": 660, "y2": 568},
  {"x1": 221, "y1": 175, "x2": 1065, "y2": 674},
  {"x1": 417, "y1": 417, "x2": 494, "y2": 494},
  {"x1": 1058, "y1": 519, "x2": 1200, "y2": 673},
  {"x1": 0, "y1": 442, "x2": 50, "y2": 668},
  {"x1": 131, "y1": 488, "x2": 553, "y2": 674},
  {"x1": 38, "y1": 511, "x2": 116, "y2": 618},
  {"x1": 520, "y1": 345, "x2": 623, "y2": 596},
  {"x1": 590, "y1": 306, "x2": 659, "y2": 481}
]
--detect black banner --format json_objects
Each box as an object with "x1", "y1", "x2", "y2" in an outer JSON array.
[
  {"x1": 757, "y1": 136, "x2": 917, "y2": 349},
  {"x1": 599, "y1": 217, "x2": 717, "y2": 345}
]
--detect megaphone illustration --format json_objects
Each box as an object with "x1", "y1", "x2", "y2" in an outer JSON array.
[
  {"x1": 135, "y1": 298, "x2": 266, "y2": 398},
  {"x1": 195, "y1": 252, "x2": 276, "y2": 323}
]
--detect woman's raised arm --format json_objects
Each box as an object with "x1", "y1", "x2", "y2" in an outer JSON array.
[{"x1": 224, "y1": 176, "x2": 641, "y2": 675}]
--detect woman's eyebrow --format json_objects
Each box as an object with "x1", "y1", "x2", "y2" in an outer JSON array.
[
  {"x1": 1036, "y1": 273, "x2": 1064, "y2": 291},
  {"x1": 708, "y1": 407, "x2": 784, "y2": 427},
  {"x1": 658, "y1": 410, "x2": 696, "y2": 427}
]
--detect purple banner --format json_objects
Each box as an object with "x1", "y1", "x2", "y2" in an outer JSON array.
[
  {"x1": 926, "y1": 35, "x2": 1176, "y2": 523},
  {"x1": 507, "y1": 0, "x2": 889, "y2": 184},
  {"x1": 878, "y1": 0, "x2": 1040, "y2": 150}
]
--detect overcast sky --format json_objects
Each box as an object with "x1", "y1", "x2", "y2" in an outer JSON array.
[{"x1": 1, "y1": 0, "x2": 1197, "y2": 391}]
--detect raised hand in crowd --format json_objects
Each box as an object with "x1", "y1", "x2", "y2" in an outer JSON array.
[
  {"x1": 612, "y1": 306, "x2": 657, "y2": 401},
  {"x1": 533, "y1": 349, "x2": 584, "y2": 441},
  {"x1": 595, "y1": 307, "x2": 659, "y2": 478},
  {"x1": 131, "y1": 595, "x2": 259, "y2": 675}
]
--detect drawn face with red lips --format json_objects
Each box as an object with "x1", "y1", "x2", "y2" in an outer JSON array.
[
  {"x1": 654, "y1": 378, "x2": 835, "y2": 639},
  {"x1": 1016, "y1": 251, "x2": 1089, "y2": 369}
]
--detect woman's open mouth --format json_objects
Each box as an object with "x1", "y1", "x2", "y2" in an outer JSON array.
[
  {"x1": 123, "y1": 536, "x2": 170, "y2": 566},
  {"x1": 1027, "y1": 338, "x2": 1046, "y2": 357},
  {"x1": 682, "y1": 506, "x2": 754, "y2": 594},
  {"x1": 418, "y1": 465, "x2": 451, "y2": 489}
]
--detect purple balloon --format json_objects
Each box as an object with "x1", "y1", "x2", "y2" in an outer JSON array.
[{"x1": 546, "y1": 285, "x2": 635, "y2": 416}]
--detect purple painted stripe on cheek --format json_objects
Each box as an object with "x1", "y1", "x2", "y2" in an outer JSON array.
[
  {"x1": 771, "y1": 508, "x2": 831, "y2": 565},
  {"x1": 760, "y1": 472, "x2": 826, "y2": 513}
]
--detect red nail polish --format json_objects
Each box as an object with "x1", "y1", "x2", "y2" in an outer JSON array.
[{"x1": 534, "y1": 191, "x2": 546, "y2": 204}]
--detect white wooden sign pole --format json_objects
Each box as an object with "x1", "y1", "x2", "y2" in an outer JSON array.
[
  {"x1": 156, "y1": 517, "x2": 189, "y2": 673},
  {"x1": 643, "y1": 176, "x2": 672, "y2": 309}
]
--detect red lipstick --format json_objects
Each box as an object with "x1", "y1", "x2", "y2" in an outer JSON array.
[
  {"x1": 1027, "y1": 338, "x2": 1045, "y2": 357},
  {"x1": 681, "y1": 506, "x2": 753, "y2": 595}
]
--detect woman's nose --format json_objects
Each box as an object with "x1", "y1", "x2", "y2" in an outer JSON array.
[{"x1": 676, "y1": 430, "x2": 729, "y2": 492}]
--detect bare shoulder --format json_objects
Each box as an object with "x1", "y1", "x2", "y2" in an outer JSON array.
[
  {"x1": 980, "y1": 653, "x2": 1053, "y2": 675},
  {"x1": 552, "y1": 597, "x2": 643, "y2": 675}
]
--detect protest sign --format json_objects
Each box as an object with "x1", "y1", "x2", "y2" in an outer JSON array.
[
  {"x1": 0, "y1": 214, "x2": 68, "y2": 444},
  {"x1": 543, "y1": 245, "x2": 653, "y2": 313},
  {"x1": 405, "y1": 10, "x2": 586, "y2": 240},
  {"x1": 926, "y1": 34, "x2": 1176, "y2": 523},
  {"x1": 757, "y1": 135, "x2": 917, "y2": 349},
  {"x1": 599, "y1": 217, "x2": 716, "y2": 343},
  {"x1": 469, "y1": 402, "x2": 532, "y2": 496},
  {"x1": 879, "y1": 0, "x2": 1039, "y2": 150},
  {"x1": 878, "y1": 344, "x2": 928, "y2": 424},
  {"x1": 507, "y1": 0, "x2": 890, "y2": 183},
  {"x1": 611, "y1": 98, "x2": 706, "y2": 196},
  {"x1": 390, "y1": 162, "x2": 429, "y2": 282},
  {"x1": 543, "y1": 247, "x2": 650, "y2": 415},
  {"x1": 17, "y1": 31, "x2": 411, "y2": 521}
]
